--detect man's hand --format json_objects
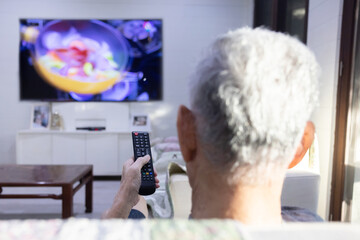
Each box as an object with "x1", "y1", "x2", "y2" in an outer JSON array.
[
  {"x1": 121, "y1": 155, "x2": 151, "y2": 206},
  {"x1": 103, "y1": 155, "x2": 160, "y2": 219}
]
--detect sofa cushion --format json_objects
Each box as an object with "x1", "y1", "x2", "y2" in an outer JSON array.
[
  {"x1": 1, "y1": 219, "x2": 359, "y2": 240},
  {"x1": 281, "y1": 170, "x2": 320, "y2": 213}
]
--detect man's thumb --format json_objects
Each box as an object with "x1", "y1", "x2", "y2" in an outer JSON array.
[{"x1": 133, "y1": 155, "x2": 150, "y2": 169}]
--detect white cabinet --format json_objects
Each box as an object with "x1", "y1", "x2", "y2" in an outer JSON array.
[
  {"x1": 16, "y1": 130, "x2": 133, "y2": 175},
  {"x1": 86, "y1": 134, "x2": 118, "y2": 175},
  {"x1": 17, "y1": 133, "x2": 52, "y2": 165},
  {"x1": 52, "y1": 134, "x2": 86, "y2": 165}
]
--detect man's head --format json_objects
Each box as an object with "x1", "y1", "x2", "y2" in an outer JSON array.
[{"x1": 177, "y1": 28, "x2": 319, "y2": 185}]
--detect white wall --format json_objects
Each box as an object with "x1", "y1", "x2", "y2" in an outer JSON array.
[
  {"x1": 0, "y1": 0, "x2": 253, "y2": 164},
  {"x1": 307, "y1": 0, "x2": 343, "y2": 219}
]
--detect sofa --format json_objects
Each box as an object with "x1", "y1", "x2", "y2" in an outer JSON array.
[
  {"x1": 0, "y1": 218, "x2": 359, "y2": 240},
  {"x1": 147, "y1": 136, "x2": 321, "y2": 219},
  {"x1": 168, "y1": 163, "x2": 320, "y2": 219}
]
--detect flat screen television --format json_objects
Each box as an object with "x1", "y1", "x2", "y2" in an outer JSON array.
[{"x1": 19, "y1": 19, "x2": 162, "y2": 102}]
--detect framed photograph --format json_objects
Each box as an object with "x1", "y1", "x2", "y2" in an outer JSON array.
[
  {"x1": 130, "y1": 114, "x2": 151, "y2": 131},
  {"x1": 31, "y1": 104, "x2": 51, "y2": 129}
]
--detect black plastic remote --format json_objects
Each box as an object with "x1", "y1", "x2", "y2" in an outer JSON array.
[{"x1": 132, "y1": 131, "x2": 156, "y2": 195}]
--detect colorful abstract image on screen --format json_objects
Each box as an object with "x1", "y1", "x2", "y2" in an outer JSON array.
[{"x1": 19, "y1": 19, "x2": 162, "y2": 102}]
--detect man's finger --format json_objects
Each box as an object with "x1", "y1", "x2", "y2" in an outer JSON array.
[
  {"x1": 154, "y1": 168, "x2": 158, "y2": 177},
  {"x1": 124, "y1": 158, "x2": 134, "y2": 167},
  {"x1": 133, "y1": 155, "x2": 150, "y2": 169}
]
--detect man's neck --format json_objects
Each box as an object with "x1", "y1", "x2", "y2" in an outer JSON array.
[{"x1": 190, "y1": 176, "x2": 284, "y2": 225}]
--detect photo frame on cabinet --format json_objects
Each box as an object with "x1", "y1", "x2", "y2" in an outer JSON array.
[
  {"x1": 130, "y1": 114, "x2": 151, "y2": 132},
  {"x1": 31, "y1": 103, "x2": 51, "y2": 130}
]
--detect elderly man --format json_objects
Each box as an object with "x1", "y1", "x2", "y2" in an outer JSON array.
[{"x1": 104, "y1": 27, "x2": 320, "y2": 225}]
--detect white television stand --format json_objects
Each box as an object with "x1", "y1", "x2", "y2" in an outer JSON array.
[
  {"x1": 16, "y1": 130, "x2": 133, "y2": 176},
  {"x1": 17, "y1": 102, "x2": 142, "y2": 176}
]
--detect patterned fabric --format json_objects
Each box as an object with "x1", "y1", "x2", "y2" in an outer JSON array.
[
  {"x1": 150, "y1": 220, "x2": 248, "y2": 240},
  {"x1": 0, "y1": 219, "x2": 62, "y2": 240},
  {"x1": 145, "y1": 137, "x2": 186, "y2": 218},
  {"x1": 0, "y1": 219, "x2": 249, "y2": 240},
  {"x1": 57, "y1": 219, "x2": 149, "y2": 240}
]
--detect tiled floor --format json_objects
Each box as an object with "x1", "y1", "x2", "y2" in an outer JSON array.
[{"x1": 0, "y1": 180, "x2": 120, "y2": 219}]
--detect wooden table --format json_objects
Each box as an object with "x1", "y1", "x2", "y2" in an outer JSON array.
[{"x1": 0, "y1": 165, "x2": 93, "y2": 219}]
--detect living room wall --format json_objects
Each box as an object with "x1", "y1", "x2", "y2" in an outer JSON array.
[{"x1": 0, "y1": 0, "x2": 253, "y2": 164}]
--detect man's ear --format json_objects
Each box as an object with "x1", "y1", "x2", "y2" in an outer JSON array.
[
  {"x1": 176, "y1": 105, "x2": 197, "y2": 163},
  {"x1": 288, "y1": 121, "x2": 315, "y2": 169}
]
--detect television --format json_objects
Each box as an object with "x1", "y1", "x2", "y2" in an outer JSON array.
[{"x1": 19, "y1": 19, "x2": 162, "y2": 102}]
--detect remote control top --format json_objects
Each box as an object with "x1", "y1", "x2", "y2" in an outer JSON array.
[{"x1": 132, "y1": 131, "x2": 156, "y2": 195}]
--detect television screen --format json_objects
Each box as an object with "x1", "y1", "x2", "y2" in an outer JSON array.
[{"x1": 19, "y1": 19, "x2": 162, "y2": 101}]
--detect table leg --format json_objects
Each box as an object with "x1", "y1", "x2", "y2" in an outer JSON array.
[
  {"x1": 85, "y1": 174, "x2": 93, "y2": 213},
  {"x1": 62, "y1": 184, "x2": 73, "y2": 219}
]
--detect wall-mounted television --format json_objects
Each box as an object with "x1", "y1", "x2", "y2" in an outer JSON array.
[{"x1": 19, "y1": 19, "x2": 162, "y2": 102}]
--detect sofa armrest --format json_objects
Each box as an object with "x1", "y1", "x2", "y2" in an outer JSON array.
[
  {"x1": 169, "y1": 173, "x2": 192, "y2": 218},
  {"x1": 281, "y1": 169, "x2": 320, "y2": 213}
]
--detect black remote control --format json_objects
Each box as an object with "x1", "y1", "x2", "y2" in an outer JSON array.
[{"x1": 132, "y1": 131, "x2": 156, "y2": 195}]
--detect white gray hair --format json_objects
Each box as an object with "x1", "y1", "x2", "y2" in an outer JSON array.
[{"x1": 190, "y1": 27, "x2": 319, "y2": 183}]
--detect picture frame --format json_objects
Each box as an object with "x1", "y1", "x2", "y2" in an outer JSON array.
[
  {"x1": 31, "y1": 103, "x2": 51, "y2": 130},
  {"x1": 130, "y1": 114, "x2": 151, "y2": 132}
]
